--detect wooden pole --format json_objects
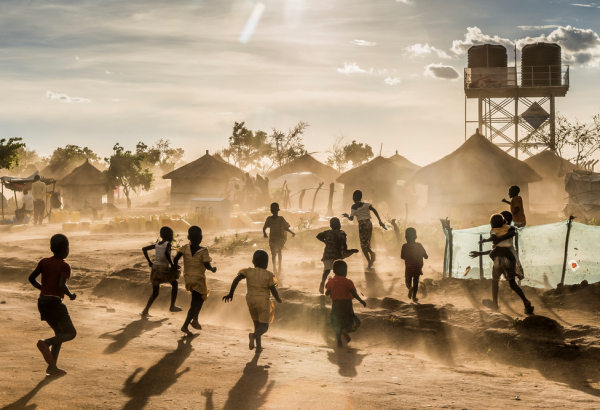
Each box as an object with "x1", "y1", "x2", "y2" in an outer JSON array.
[
  {"x1": 326, "y1": 183, "x2": 334, "y2": 217},
  {"x1": 448, "y1": 221, "x2": 453, "y2": 278},
  {"x1": 479, "y1": 234, "x2": 484, "y2": 280},
  {"x1": 311, "y1": 182, "x2": 324, "y2": 213},
  {"x1": 299, "y1": 189, "x2": 306, "y2": 210},
  {"x1": 1, "y1": 182, "x2": 4, "y2": 221},
  {"x1": 560, "y1": 215, "x2": 575, "y2": 285},
  {"x1": 441, "y1": 219, "x2": 448, "y2": 277}
]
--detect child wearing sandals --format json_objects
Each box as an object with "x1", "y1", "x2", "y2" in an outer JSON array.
[
  {"x1": 140, "y1": 226, "x2": 182, "y2": 317},
  {"x1": 173, "y1": 226, "x2": 217, "y2": 337}
]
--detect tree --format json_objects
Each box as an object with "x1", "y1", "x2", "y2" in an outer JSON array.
[
  {"x1": 221, "y1": 122, "x2": 270, "y2": 169},
  {"x1": 9, "y1": 147, "x2": 49, "y2": 176},
  {"x1": 326, "y1": 133, "x2": 350, "y2": 172},
  {"x1": 343, "y1": 140, "x2": 373, "y2": 167},
  {"x1": 267, "y1": 122, "x2": 309, "y2": 171},
  {"x1": 49, "y1": 145, "x2": 103, "y2": 170},
  {"x1": 104, "y1": 143, "x2": 154, "y2": 209},
  {"x1": 136, "y1": 139, "x2": 185, "y2": 176},
  {"x1": 0, "y1": 137, "x2": 26, "y2": 171}
]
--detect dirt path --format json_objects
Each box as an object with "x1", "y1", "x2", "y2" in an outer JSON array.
[{"x1": 2, "y1": 228, "x2": 600, "y2": 409}]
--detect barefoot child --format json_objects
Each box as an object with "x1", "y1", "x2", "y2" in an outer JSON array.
[
  {"x1": 28, "y1": 234, "x2": 77, "y2": 376},
  {"x1": 398, "y1": 226, "x2": 428, "y2": 302},
  {"x1": 263, "y1": 202, "x2": 295, "y2": 275},
  {"x1": 342, "y1": 190, "x2": 386, "y2": 270},
  {"x1": 140, "y1": 226, "x2": 181, "y2": 316},
  {"x1": 173, "y1": 226, "x2": 217, "y2": 336},
  {"x1": 316, "y1": 217, "x2": 358, "y2": 294},
  {"x1": 325, "y1": 261, "x2": 366, "y2": 347},
  {"x1": 502, "y1": 185, "x2": 526, "y2": 228},
  {"x1": 222, "y1": 250, "x2": 282, "y2": 351}
]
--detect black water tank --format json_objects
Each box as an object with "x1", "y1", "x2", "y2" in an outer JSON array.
[
  {"x1": 521, "y1": 43, "x2": 562, "y2": 86},
  {"x1": 468, "y1": 44, "x2": 508, "y2": 68}
]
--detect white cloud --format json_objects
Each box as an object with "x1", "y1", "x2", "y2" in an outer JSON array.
[
  {"x1": 112, "y1": 99, "x2": 120, "y2": 102},
  {"x1": 451, "y1": 27, "x2": 514, "y2": 55},
  {"x1": 46, "y1": 90, "x2": 91, "y2": 103},
  {"x1": 337, "y1": 62, "x2": 369, "y2": 74},
  {"x1": 384, "y1": 77, "x2": 401, "y2": 85},
  {"x1": 424, "y1": 63, "x2": 460, "y2": 80},
  {"x1": 378, "y1": 69, "x2": 388, "y2": 75},
  {"x1": 519, "y1": 25, "x2": 560, "y2": 31},
  {"x1": 517, "y1": 25, "x2": 600, "y2": 66},
  {"x1": 352, "y1": 39, "x2": 376, "y2": 46},
  {"x1": 405, "y1": 43, "x2": 451, "y2": 59},
  {"x1": 75, "y1": 56, "x2": 79, "y2": 60},
  {"x1": 571, "y1": 3, "x2": 600, "y2": 7},
  {"x1": 396, "y1": 0, "x2": 413, "y2": 3}
]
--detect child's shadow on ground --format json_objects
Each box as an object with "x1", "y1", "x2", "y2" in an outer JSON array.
[
  {"x1": 223, "y1": 351, "x2": 274, "y2": 410},
  {"x1": 99, "y1": 318, "x2": 168, "y2": 354},
  {"x1": 362, "y1": 269, "x2": 399, "y2": 298},
  {"x1": 327, "y1": 348, "x2": 367, "y2": 378},
  {"x1": 0, "y1": 374, "x2": 65, "y2": 410},
  {"x1": 120, "y1": 335, "x2": 197, "y2": 410}
]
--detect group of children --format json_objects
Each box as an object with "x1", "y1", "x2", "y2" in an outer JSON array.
[{"x1": 29, "y1": 187, "x2": 528, "y2": 376}]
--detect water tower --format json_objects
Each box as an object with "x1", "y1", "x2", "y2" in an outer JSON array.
[{"x1": 464, "y1": 43, "x2": 569, "y2": 158}]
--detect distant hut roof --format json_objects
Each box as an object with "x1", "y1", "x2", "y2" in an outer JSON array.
[
  {"x1": 411, "y1": 132, "x2": 542, "y2": 187},
  {"x1": 59, "y1": 159, "x2": 104, "y2": 186},
  {"x1": 212, "y1": 153, "x2": 227, "y2": 163},
  {"x1": 336, "y1": 156, "x2": 415, "y2": 184},
  {"x1": 40, "y1": 161, "x2": 78, "y2": 181},
  {"x1": 388, "y1": 150, "x2": 421, "y2": 171},
  {"x1": 267, "y1": 154, "x2": 340, "y2": 182},
  {"x1": 524, "y1": 150, "x2": 578, "y2": 179},
  {"x1": 163, "y1": 151, "x2": 245, "y2": 180}
]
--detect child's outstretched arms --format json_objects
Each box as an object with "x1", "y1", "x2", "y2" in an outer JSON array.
[
  {"x1": 350, "y1": 289, "x2": 367, "y2": 307},
  {"x1": 369, "y1": 206, "x2": 387, "y2": 230},
  {"x1": 270, "y1": 285, "x2": 282, "y2": 303},
  {"x1": 142, "y1": 244, "x2": 156, "y2": 267},
  {"x1": 285, "y1": 226, "x2": 296, "y2": 237},
  {"x1": 223, "y1": 274, "x2": 245, "y2": 302}
]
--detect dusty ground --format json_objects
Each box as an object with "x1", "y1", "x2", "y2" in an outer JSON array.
[{"x1": 1, "y1": 226, "x2": 600, "y2": 410}]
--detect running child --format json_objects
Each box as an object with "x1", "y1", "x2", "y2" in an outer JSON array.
[
  {"x1": 500, "y1": 210, "x2": 524, "y2": 280},
  {"x1": 173, "y1": 226, "x2": 217, "y2": 337},
  {"x1": 502, "y1": 185, "x2": 526, "y2": 228},
  {"x1": 325, "y1": 260, "x2": 366, "y2": 347},
  {"x1": 28, "y1": 234, "x2": 77, "y2": 376},
  {"x1": 342, "y1": 190, "x2": 386, "y2": 270},
  {"x1": 395, "y1": 224, "x2": 428, "y2": 303},
  {"x1": 222, "y1": 250, "x2": 282, "y2": 351},
  {"x1": 316, "y1": 217, "x2": 358, "y2": 294},
  {"x1": 140, "y1": 226, "x2": 181, "y2": 317},
  {"x1": 481, "y1": 214, "x2": 517, "y2": 272},
  {"x1": 263, "y1": 202, "x2": 295, "y2": 275}
]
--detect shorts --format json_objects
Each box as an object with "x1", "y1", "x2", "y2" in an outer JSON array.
[
  {"x1": 246, "y1": 295, "x2": 275, "y2": 324},
  {"x1": 491, "y1": 255, "x2": 517, "y2": 281},
  {"x1": 150, "y1": 265, "x2": 180, "y2": 286},
  {"x1": 38, "y1": 298, "x2": 69, "y2": 325},
  {"x1": 323, "y1": 260, "x2": 334, "y2": 271},
  {"x1": 269, "y1": 238, "x2": 287, "y2": 253},
  {"x1": 358, "y1": 219, "x2": 373, "y2": 249}
]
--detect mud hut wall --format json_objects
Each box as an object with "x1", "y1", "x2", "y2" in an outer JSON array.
[
  {"x1": 341, "y1": 179, "x2": 405, "y2": 213},
  {"x1": 170, "y1": 177, "x2": 228, "y2": 207},
  {"x1": 61, "y1": 184, "x2": 104, "y2": 209}
]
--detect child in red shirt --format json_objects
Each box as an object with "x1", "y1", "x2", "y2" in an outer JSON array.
[
  {"x1": 28, "y1": 234, "x2": 77, "y2": 377},
  {"x1": 396, "y1": 224, "x2": 428, "y2": 303},
  {"x1": 325, "y1": 261, "x2": 366, "y2": 347}
]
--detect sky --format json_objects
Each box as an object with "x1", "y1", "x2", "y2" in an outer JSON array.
[{"x1": 1, "y1": 0, "x2": 599, "y2": 167}]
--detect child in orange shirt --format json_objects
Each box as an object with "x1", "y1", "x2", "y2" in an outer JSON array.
[{"x1": 502, "y1": 186, "x2": 526, "y2": 228}]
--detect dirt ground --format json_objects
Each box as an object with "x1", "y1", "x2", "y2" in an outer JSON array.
[{"x1": 1, "y1": 226, "x2": 600, "y2": 410}]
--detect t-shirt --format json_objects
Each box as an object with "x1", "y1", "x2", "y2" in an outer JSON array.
[
  {"x1": 263, "y1": 216, "x2": 290, "y2": 243},
  {"x1": 23, "y1": 194, "x2": 34, "y2": 211},
  {"x1": 32, "y1": 180, "x2": 46, "y2": 201},
  {"x1": 325, "y1": 276, "x2": 356, "y2": 300},
  {"x1": 238, "y1": 267, "x2": 277, "y2": 298},
  {"x1": 401, "y1": 242, "x2": 427, "y2": 277},
  {"x1": 37, "y1": 257, "x2": 71, "y2": 299},
  {"x1": 350, "y1": 202, "x2": 371, "y2": 221},
  {"x1": 317, "y1": 229, "x2": 347, "y2": 261},
  {"x1": 154, "y1": 242, "x2": 170, "y2": 267},
  {"x1": 177, "y1": 244, "x2": 212, "y2": 295},
  {"x1": 491, "y1": 226, "x2": 512, "y2": 247},
  {"x1": 511, "y1": 196, "x2": 526, "y2": 225}
]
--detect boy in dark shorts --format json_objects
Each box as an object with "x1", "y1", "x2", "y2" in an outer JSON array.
[
  {"x1": 325, "y1": 261, "x2": 366, "y2": 347},
  {"x1": 397, "y1": 225, "x2": 428, "y2": 303},
  {"x1": 222, "y1": 250, "x2": 282, "y2": 351},
  {"x1": 28, "y1": 234, "x2": 77, "y2": 376},
  {"x1": 141, "y1": 226, "x2": 181, "y2": 317},
  {"x1": 263, "y1": 202, "x2": 295, "y2": 276},
  {"x1": 316, "y1": 217, "x2": 359, "y2": 294}
]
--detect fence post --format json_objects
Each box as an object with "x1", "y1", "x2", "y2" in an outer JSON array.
[
  {"x1": 479, "y1": 234, "x2": 484, "y2": 279},
  {"x1": 448, "y1": 222, "x2": 453, "y2": 278},
  {"x1": 560, "y1": 215, "x2": 576, "y2": 285},
  {"x1": 440, "y1": 218, "x2": 450, "y2": 277}
]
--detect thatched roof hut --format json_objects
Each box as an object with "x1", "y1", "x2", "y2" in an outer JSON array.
[
  {"x1": 411, "y1": 132, "x2": 542, "y2": 219},
  {"x1": 524, "y1": 150, "x2": 578, "y2": 211},
  {"x1": 40, "y1": 161, "x2": 79, "y2": 181},
  {"x1": 336, "y1": 156, "x2": 415, "y2": 211},
  {"x1": 163, "y1": 150, "x2": 245, "y2": 208},
  {"x1": 58, "y1": 159, "x2": 105, "y2": 209},
  {"x1": 267, "y1": 154, "x2": 340, "y2": 184},
  {"x1": 388, "y1": 150, "x2": 421, "y2": 171}
]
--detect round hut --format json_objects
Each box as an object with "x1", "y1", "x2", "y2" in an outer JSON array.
[
  {"x1": 267, "y1": 154, "x2": 340, "y2": 184},
  {"x1": 58, "y1": 159, "x2": 106, "y2": 209},
  {"x1": 524, "y1": 150, "x2": 578, "y2": 212},
  {"x1": 411, "y1": 132, "x2": 542, "y2": 221},
  {"x1": 163, "y1": 150, "x2": 245, "y2": 209},
  {"x1": 388, "y1": 150, "x2": 421, "y2": 171}
]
